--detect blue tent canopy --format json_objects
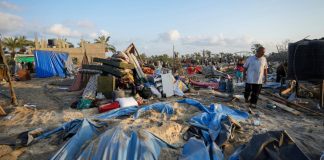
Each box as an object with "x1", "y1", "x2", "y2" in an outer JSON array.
[{"x1": 33, "y1": 50, "x2": 69, "y2": 78}]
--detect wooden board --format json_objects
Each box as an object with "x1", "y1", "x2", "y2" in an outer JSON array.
[
  {"x1": 93, "y1": 58, "x2": 134, "y2": 69},
  {"x1": 0, "y1": 105, "x2": 6, "y2": 116},
  {"x1": 97, "y1": 76, "x2": 115, "y2": 99},
  {"x1": 259, "y1": 95, "x2": 301, "y2": 116}
]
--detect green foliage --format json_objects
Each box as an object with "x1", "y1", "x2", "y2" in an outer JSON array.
[
  {"x1": 2, "y1": 36, "x2": 34, "y2": 57},
  {"x1": 94, "y1": 35, "x2": 116, "y2": 53}
]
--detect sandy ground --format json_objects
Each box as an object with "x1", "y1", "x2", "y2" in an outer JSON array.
[{"x1": 0, "y1": 76, "x2": 323, "y2": 160}]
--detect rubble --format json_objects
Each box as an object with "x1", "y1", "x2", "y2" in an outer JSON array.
[{"x1": 1, "y1": 40, "x2": 324, "y2": 160}]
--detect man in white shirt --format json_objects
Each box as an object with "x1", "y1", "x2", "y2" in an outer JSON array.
[{"x1": 243, "y1": 46, "x2": 268, "y2": 108}]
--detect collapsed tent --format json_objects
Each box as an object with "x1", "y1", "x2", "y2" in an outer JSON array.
[
  {"x1": 30, "y1": 99, "x2": 250, "y2": 160},
  {"x1": 33, "y1": 50, "x2": 72, "y2": 78},
  {"x1": 229, "y1": 130, "x2": 309, "y2": 160}
]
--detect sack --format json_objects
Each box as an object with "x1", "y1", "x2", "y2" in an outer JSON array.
[{"x1": 116, "y1": 97, "x2": 138, "y2": 108}]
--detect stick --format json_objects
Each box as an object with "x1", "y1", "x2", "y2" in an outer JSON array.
[
  {"x1": 263, "y1": 90, "x2": 324, "y2": 117},
  {"x1": 0, "y1": 38, "x2": 18, "y2": 105},
  {"x1": 259, "y1": 95, "x2": 301, "y2": 116}
]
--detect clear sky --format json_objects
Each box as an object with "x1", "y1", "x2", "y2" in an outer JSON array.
[{"x1": 1, "y1": 0, "x2": 324, "y2": 55}]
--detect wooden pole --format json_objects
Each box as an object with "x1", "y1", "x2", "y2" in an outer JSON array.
[{"x1": 0, "y1": 38, "x2": 18, "y2": 105}]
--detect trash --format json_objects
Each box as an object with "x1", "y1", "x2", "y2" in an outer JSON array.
[
  {"x1": 174, "y1": 80, "x2": 188, "y2": 96},
  {"x1": 214, "y1": 90, "x2": 231, "y2": 98},
  {"x1": 23, "y1": 104, "x2": 37, "y2": 108},
  {"x1": 189, "y1": 79, "x2": 219, "y2": 89},
  {"x1": 98, "y1": 102, "x2": 120, "y2": 113},
  {"x1": 112, "y1": 89, "x2": 126, "y2": 101},
  {"x1": 253, "y1": 119, "x2": 261, "y2": 126},
  {"x1": 3, "y1": 115, "x2": 13, "y2": 120},
  {"x1": 161, "y1": 73, "x2": 175, "y2": 97},
  {"x1": 116, "y1": 97, "x2": 138, "y2": 108},
  {"x1": 96, "y1": 92, "x2": 106, "y2": 100},
  {"x1": 138, "y1": 86, "x2": 153, "y2": 99},
  {"x1": 150, "y1": 86, "x2": 162, "y2": 98},
  {"x1": 266, "y1": 103, "x2": 277, "y2": 109},
  {"x1": 77, "y1": 99, "x2": 93, "y2": 109}
]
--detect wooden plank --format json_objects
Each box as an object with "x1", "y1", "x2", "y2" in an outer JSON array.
[
  {"x1": 93, "y1": 58, "x2": 134, "y2": 69},
  {"x1": 259, "y1": 95, "x2": 301, "y2": 116},
  {"x1": 0, "y1": 105, "x2": 6, "y2": 116},
  {"x1": 0, "y1": 39, "x2": 17, "y2": 105},
  {"x1": 263, "y1": 90, "x2": 324, "y2": 116}
]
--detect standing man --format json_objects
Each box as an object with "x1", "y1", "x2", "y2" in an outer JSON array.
[{"x1": 243, "y1": 46, "x2": 268, "y2": 108}]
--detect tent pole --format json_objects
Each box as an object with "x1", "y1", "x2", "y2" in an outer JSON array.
[
  {"x1": 0, "y1": 38, "x2": 18, "y2": 105},
  {"x1": 320, "y1": 80, "x2": 324, "y2": 108}
]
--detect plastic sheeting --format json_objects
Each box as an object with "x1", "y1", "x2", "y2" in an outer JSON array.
[
  {"x1": 76, "y1": 127, "x2": 175, "y2": 160},
  {"x1": 133, "y1": 102, "x2": 174, "y2": 118},
  {"x1": 35, "y1": 99, "x2": 249, "y2": 160},
  {"x1": 229, "y1": 130, "x2": 309, "y2": 160},
  {"x1": 34, "y1": 50, "x2": 69, "y2": 78},
  {"x1": 178, "y1": 98, "x2": 249, "y2": 160}
]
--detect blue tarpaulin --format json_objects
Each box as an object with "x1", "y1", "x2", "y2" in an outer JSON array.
[
  {"x1": 178, "y1": 99, "x2": 249, "y2": 160},
  {"x1": 34, "y1": 99, "x2": 249, "y2": 160},
  {"x1": 34, "y1": 50, "x2": 69, "y2": 78}
]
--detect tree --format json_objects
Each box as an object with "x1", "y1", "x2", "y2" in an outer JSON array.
[
  {"x1": 3, "y1": 37, "x2": 20, "y2": 57},
  {"x1": 3, "y1": 36, "x2": 34, "y2": 56},
  {"x1": 94, "y1": 35, "x2": 116, "y2": 53},
  {"x1": 205, "y1": 50, "x2": 211, "y2": 58}
]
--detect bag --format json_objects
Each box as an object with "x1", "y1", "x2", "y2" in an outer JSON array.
[
  {"x1": 116, "y1": 97, "x2": 138, "y2": 108},
  {"x1": 98, "y1": 102, "x2": 120, "y2": 113}
]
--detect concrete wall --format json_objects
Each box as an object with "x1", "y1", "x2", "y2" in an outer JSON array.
[{"x1": 35, "y1": 43, "x2": 105, "y2": 65}]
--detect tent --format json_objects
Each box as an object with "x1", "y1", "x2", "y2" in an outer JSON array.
[
  {"x1": 16, "y1": 55, "x2": 35, "y2": 63},
  {"x1": 33, "y1": 50, "x2": 69, "y2": 78}
]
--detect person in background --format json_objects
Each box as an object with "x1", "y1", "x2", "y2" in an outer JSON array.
[
  {"x1": 235, "y1": 58, "x2": 244, "y2": 83},
  {"x1": 243, "y1": 46, "x2": 268, "y2": 108},
  {"x1": 276, "y1": 61, "x2": 288, "y2": 84}
]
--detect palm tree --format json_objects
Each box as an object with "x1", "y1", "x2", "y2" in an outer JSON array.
[
  {"x1": 3, "y1": 37, "x2": 20, "y2": 58},
  {"x1": 17, "y1": 36, "x2": 34, "y2": 53},
  {"x1": 94, "y1": 35, "x2": 116, "y2": 53}
]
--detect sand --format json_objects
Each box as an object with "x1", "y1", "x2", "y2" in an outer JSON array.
[
  {"x1": 1, "y1": 77, "x2": 324, "y2": 159},
  {"x1": 0, "y1": 107, "x2": 57, "y2": 127},
  {"x1": 63, "y1": 111, "x2": 84, "y2": 122},
  {"x1": 101, "y1": 102, "x2": 201, "y2": 149}
]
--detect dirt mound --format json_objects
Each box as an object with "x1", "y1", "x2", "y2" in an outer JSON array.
[{"x1": 0, "y1": 107, "x2": 58, "y2": 127}]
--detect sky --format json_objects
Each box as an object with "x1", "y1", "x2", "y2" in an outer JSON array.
[{"x1": 1, "y1": 0, "x2": 324, "y2": 56}]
